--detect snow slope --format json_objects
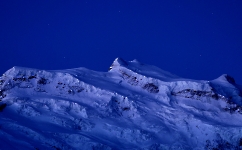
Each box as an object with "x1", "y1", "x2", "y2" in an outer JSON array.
[{"x1": 0, "y1": 58, "x2": 242, "y2": 150}]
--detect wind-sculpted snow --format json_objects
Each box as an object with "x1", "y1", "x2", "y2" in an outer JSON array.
[{"x1": 0, "y1": 58, "x2": 242, "y2": 149}]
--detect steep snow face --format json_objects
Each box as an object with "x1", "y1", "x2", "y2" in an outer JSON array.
[{"x1": 0, "y1": 58, "x2": 242, "y2": 150}]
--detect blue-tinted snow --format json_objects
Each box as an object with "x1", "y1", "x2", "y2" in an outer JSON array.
[{"x1": 0, "y1": 58, "x2": 242, "y2": 149}]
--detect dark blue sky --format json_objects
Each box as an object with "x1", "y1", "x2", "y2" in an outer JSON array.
[{"x1": 1, "y1": 1, "x2": 242, "y2": 84}]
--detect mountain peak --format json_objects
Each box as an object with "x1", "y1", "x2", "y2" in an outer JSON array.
[{"x1": 109, "y1": 57, "x2": 127, "y2": 70}]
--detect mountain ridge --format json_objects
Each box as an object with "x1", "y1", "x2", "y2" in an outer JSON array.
[{"x1": 0, "y1": 58, "x2": 242, "y2": 149}]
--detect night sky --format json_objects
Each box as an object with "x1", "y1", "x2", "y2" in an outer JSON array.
[{"x1": 1, "y1": 1, "x2": 242, "y2": 84}]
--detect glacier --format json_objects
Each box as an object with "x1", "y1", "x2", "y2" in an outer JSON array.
[{"x1": 0, "y1": 58, "x2": 242, "y2": 149}]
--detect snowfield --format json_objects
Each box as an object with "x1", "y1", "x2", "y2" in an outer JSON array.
[{"x1": 0, "y1": 58, "x2": 242, "y2": 149}]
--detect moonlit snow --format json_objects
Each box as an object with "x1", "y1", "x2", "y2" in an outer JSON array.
[{"x1": 0, "y1": 58, "x2": 242, "y2": 149}]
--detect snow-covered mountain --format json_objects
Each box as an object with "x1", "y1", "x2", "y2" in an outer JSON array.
[{"x1": 0, "y1": 58, "x2": 242, "y2": 150}]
